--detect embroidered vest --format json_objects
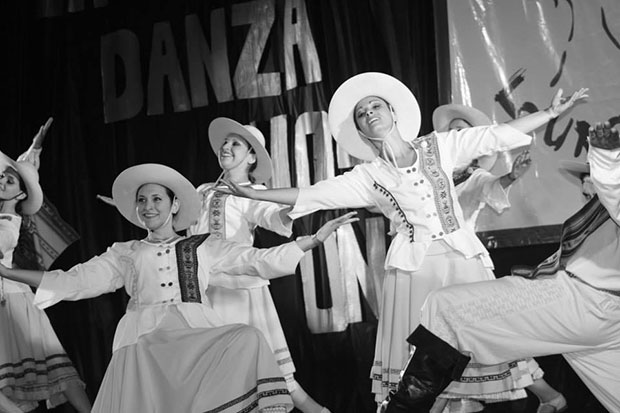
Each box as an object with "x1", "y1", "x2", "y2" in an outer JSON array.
[
  {"x1": 175, "y1": 234, "x2": 210, "y2": 303},
  {"x1": 414, "y1": 133, "x2": 460, "y2": 234}
]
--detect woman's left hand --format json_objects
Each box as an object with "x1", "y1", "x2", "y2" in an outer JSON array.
[
  {"x1": 510, "y1": 150, "x2": 532, "y2": 180},
  {"x1": 548, "y1": 88, "x2": 589, "y2": 118},
  {"x1": 313, "y1": 211, "x2": 359, "y2": 242}
]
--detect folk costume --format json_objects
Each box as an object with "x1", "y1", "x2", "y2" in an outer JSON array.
[
  {"x1": 287, "y1": 73, "x2": 537, "y2": 402},
  {"x1": 33, "y1": 164, "x2": 298, "y2": 413},
  {"x1": 188, "y1": 118, "x2": 298, "y2": 388},
  {"x1": 0, "y1": 151, "x2": 85, "y2": 412}
]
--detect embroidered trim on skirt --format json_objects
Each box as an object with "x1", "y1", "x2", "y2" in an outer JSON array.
[
  {"x1": 92, "y1": 306, "x2": 293, "y2": 413},
  {"x1": 370, "y1": 242, "x2": 528, "y2": 403},
  {"x1": 206, "y1": 285, "x2": 296, "y2": 389},
  {"x1": 0, "y1": 292, "x2": 84, "y2": 412}
]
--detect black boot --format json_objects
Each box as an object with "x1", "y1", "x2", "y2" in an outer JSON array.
[{"x1": 383, "y1": 326, "x2": 470, "y2": 413}]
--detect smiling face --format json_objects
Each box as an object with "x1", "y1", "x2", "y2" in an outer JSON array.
[
  {"x1": 218, "y1": 134, "x2": 256, "y2": 174},
  {"x1": 135, "y1": 183, "x2": 177, "y2": 231},
  {"x1": 0, "y1": 167, "x2": 26, "y2": 206},
  {"x1": 354, "y1": 96, "x2": 395, "y2": 140}
]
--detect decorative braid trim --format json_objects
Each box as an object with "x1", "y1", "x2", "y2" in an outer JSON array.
[
  {"x1": 372, "y1": 181, "x2": 415, "y2": 243},
  {"x1": 175, "y1": 234, "x2": 210, "y2": 303}
]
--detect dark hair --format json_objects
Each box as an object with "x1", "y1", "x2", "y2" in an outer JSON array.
[
  {"x1": 135, "y1": 183, "x2": 175, "y2": 202},
  {"x1": 3, "y1": 167, "x2": 27, "y2": 214},
  {"x1": 247, "y1": 147, "x2": 257, "y2": 183}
]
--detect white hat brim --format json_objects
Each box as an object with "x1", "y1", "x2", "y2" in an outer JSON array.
[
  {"x1": 432, "y1": 104, "x2": 492, "y2": 133},
  {"x1": 328, "y1": 72, "x2": 421, "y2": 161},
  {"x1": 0, "y1": 151, "x2": 43, "y2": 215},
  {"x1": 112, "y1": 164, "x2": 200, "y2": 231},
  {"x1": 209, "y1": 118, "x2": 272, "y2": 184}
]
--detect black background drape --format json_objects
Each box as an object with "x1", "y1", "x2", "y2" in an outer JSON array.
[{"x1": 0, "y1": 0, "x2": 606, "y2": 412}]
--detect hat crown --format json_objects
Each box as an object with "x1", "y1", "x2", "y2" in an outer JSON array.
[{"x1": 242, "y1": 125, "x2": 266, "y2": 149}]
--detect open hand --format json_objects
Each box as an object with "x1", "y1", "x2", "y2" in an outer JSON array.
[
  {"x1": 96, "y1": 194, "x2": 116, "y2": 206},
  {"x1": 313, "y1": 211, "x2": 359, "y2": 242},
  {"x1": 548, "y1": 88, "x2": 588, "y2": 118},
  {"x1": 588, "y1": 122, "x2": 620, "y2": 150},
  {"x1": 510, "y1": 150, "x2": 532, "y2": 180},
  {"x1": 33, "y1": 117, "x2": 54, "y2": 149}
]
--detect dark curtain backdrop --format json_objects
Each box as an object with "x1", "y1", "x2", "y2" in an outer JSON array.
[
  {"x1": 1, "y1": 1, "x2": 439, "y2": 412},
  {"x1": 0, "y1": 0, "x2": 605, "y2": 412}
]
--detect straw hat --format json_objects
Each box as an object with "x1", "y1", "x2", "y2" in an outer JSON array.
[
  {"x1": 209, "y1": 118, "x2": 272, "y2": 184},
  {"x1": 112, "y1": 164, "x2": 200, "y2": 231},
  {"x1": 0, "y1": 150, "x2": 43, "y2": 215},
  {"x1": 328, "y1": 72, "x2": 421, "y2": 161},
  {"x1": 432, "y1": 104, "x2": 497, "y2": 170},
  {"x1": 432, "y1": 104, "x2": 491, "y2": 133}
]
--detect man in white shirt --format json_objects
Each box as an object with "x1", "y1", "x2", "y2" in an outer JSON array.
[{"x1": 383, "y1": 122, "x2": 620, "y2": 413}]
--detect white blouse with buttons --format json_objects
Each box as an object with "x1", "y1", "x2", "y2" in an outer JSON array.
[
  {"x1": 33, "y1": 236, "x2": 305, "y2": 352},
  {"x1": 188, "y1": 182, "x2": 293, "y2": 289},
  {"x1": 289, "y1": 124, "x2": 532, "y2": 272}
]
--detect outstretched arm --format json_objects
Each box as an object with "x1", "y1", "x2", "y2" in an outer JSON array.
[
  {"x1": 210, "y1": 212, "x2": 359, "y2": 279},
  {"x1": 219, "y1": 179, "x2": 300, "y2": 205},
  {"x1": 506, "y1": 88, "x2": 588, "y2": 134},
  {"x1": 17, "y1": 117, "x2": 54, "y2": 169},
  {"x1": 0, "y1": 264, "x2": 44, "y2": 287}
]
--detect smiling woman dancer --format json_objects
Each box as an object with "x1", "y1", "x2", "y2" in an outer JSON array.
[
  {"x1": 187, "y1": 117, "x2": 330, "y2": 413},
  {"x1": 221, "y1": 72, "x2": 587, "y2": 411},
  {"x1": 0, "y1": 162, "x2": 357, "y2": 413}
]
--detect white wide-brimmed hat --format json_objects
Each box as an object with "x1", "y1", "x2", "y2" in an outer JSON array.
[
  {"x1": 328, "y1": 72, "x2": 421, "y2": 161},
  {"x1": 432, "y1": 104, "x2": 491, "y2": 133},
  {"x1": 432, "y1": 104, "x2": 497, "y2": 170},
  {"x1": 0, "y1": 150, "x2": 43, "y2": 215},
  {"x1": 209, "y1": 118, "x2": 272, "y2": 184},
  {"x1": 112, "y1": 164, "x2": 200, "y2": 231},
  {"x1": 559, "y1": 160, "x2": 590, "y2": 175}
]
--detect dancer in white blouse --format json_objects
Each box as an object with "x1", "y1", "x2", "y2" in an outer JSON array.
[
  {"x1": 222, "y1": 72, "x2": 587, "y2": 407},
  {"x1": 187, "y1": 118, "x2": 329, "y2": 413},
  {"x1": 0, "y1": 163, "x2": 357, "y2": 413},
  {"x1": 0, "y1": 138, "x2": 91, "y2": 413}
]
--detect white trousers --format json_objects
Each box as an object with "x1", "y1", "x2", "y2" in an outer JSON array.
[{"x1": 421, "y1": 271, "x2": 620, "y2": 412}]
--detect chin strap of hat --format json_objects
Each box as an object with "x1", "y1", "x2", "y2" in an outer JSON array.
[
  {"x1": 0, "y1": 192, "x2": 26, "y2": 203},
  {"x1": 359, "y1": 120, "x2": 402, "y2": 169}
]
